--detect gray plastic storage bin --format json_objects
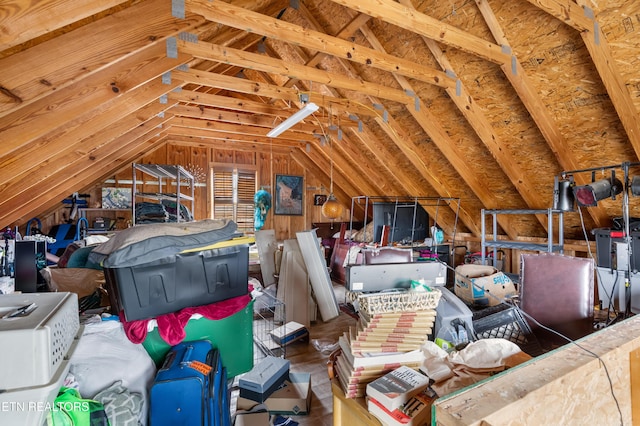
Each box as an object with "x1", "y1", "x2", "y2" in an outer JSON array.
[{"x1": 105, "y1": 244, "x2": 249, "y2": 321}]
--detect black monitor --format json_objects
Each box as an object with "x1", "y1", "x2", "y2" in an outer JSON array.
[{"x1": 372, "y1": 202, "x2": 429, "y2": 243}]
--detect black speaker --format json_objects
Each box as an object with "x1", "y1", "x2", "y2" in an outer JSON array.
[{"x1": 14, "y1": 240, "x2": 47, "y2": 293}]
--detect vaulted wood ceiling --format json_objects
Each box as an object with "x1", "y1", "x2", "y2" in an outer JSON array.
[{"x1": 1, "y1": 0, "x2": 640, "y2": 242}]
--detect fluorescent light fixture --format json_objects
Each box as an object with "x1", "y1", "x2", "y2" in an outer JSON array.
[{"x1": 267, "y1": 102, "x2": 319, "y2": 138}]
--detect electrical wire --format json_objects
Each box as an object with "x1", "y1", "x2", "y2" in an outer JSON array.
[
  {"x1": 578, "y1": 204, "x2": 622, "y2": 323},
  {"x1": 442, "y1": 261, "x2": 625, "y2": 425}
]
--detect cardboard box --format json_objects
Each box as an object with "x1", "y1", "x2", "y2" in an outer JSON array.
[
  {"x1": 237, "y1": 372, "x2": 312, "y2": 416},
  {"x1": 233, "y1": 403, "x2": 270, "y2": 426},
  {"x1": 264, "y1": 372, "x2": 312, "y2": 415},
  {"x1": 239, "y1": 356, "x2": 290, "y2": 403},
  {"x1": 454, "y1": 264, "x2": 516, "y2": 307}
]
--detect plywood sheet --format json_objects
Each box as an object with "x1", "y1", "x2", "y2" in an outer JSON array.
[
  {"x1": 296, "y1": 228, "x2": 340, "y2": 321},
  {"x1": 434, "y1": 314, "x2": 640, "y2": 425}
]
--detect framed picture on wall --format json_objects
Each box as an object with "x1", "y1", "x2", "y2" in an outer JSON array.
[
  {"x1": 101, "y1": 187, "x2": 132, "y2": 209},
  {"x1": 314, "y1": 194, "x2": 327, "y2": 206},
  {"x1": 275, "y1": 174, "x2": 304, "y2": 215}
]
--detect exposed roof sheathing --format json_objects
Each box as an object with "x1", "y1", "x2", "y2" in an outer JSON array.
[{"x1": 1, "y1": 0, "x2": 639, "y2": 242}]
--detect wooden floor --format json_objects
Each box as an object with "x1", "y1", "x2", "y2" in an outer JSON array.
[
  {"x1": 232, "y1": 284, "x2": 358, "y2": 426},
  {"x1": 283, "y1": 306, "x2": 358, "y2": 426}
]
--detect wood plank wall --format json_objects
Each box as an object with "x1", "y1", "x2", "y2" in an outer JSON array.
[
  {"x1": 32, "y1": 142, "x2": 352, "y2": 242},
  {"x1": 28, "y1": 142, "x2": 594, "y2": 273}
]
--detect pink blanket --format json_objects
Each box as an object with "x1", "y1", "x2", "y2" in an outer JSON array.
[{"x1": 120, "y1": 291, "x2": 252, "y2": 346}]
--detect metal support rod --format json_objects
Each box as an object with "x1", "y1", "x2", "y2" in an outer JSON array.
[
  {"x1": 623, "y1": 162, "x2": 632, "y2": 313},
  {"x1": 561, "y1": 161, "x2": 640, "y2": 176}
]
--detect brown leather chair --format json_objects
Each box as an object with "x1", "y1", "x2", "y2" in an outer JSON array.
[
  {"x1": 519, "y1": 253, "x2": 595, "y2": 347},
  {"x1": 362, "y1": 247, "x2": 413, "y2": 264}
]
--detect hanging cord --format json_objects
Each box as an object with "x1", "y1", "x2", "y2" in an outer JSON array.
[
  {"x1": 328, "y1": 104, "x2": 335, "y2": 194},
  {"x1": 515, "y1": 307, "x2": 623, "y2": 426},
  {"x1": 329, "y1": 127, "x2": 334, "y2": 194},
  {"x1": 311, "y1": 104, "x2": 334, "y2": 194}
]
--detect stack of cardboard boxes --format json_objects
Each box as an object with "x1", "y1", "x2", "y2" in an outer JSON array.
[{"x1": 235, "y1": 356, "x2": 312, "y2": 425}]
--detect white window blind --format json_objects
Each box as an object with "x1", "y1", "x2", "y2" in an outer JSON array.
[{"x1": 212, "y1": 168, "x2": 256, "y2": 234}]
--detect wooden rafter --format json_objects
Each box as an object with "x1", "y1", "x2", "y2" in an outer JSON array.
[
  {"x1": 185, "y1": 0, "x2": 456, "y2": 90},
  {"x1": 326, "y1": 0, "x2": 512, "y2": 64},
  {"x1": 475, "y1": 0, "x2": 610, "y2": 228}
]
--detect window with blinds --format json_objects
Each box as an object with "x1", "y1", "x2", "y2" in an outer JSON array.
[{"x1": 211, "y1": 167, "x2": 256, "y2": 235}]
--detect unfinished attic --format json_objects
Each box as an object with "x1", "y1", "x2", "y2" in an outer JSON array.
[{"x1": 2, "y1": 0, "x2": 640, "y2": 424}]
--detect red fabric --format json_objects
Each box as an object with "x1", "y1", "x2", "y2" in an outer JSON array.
[{"x1": 120, "y1": 289, "x2": 252, "y2": 346}]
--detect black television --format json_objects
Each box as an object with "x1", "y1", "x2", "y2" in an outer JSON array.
[{"x1": 372, "y1": 202, "x2": 429, "y2": 243}]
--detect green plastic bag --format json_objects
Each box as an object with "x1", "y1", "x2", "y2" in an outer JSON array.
[{"x1": 47, "y1": 387, "x2": 110, "y2": 426}]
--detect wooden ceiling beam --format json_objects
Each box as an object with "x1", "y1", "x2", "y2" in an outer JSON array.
[
  {"x1": 168, "y1": 116, "x2": 319, "y2": 143},
  {"x1": 169, "y1": 90, "x2": 286, "y2": 116},
  {"x1": 239, "y1": 67, "x2": 297, "y2": 109},
  {"x1": 170, "y1": 105, "x2": 284, "y2": 128},
  {"x1": 551, "y1": 0, "x2": 640, "y2": 160},
  {"x1": 0, "y1": 91, "x2": 178, "y2": 225},
  {"x1": 244, "y1": 23, "x2": 407, "y2": 201},
  {"x1": 172, "y1": 68, "x2": 377, "y2": 117},
  {"x1": 0, "y1": 42, "x2": 190, "y2": 159},
  {"x1": 521, "y1": 0, "x2": 593, "y2": 31},
  {"x1": 168, "y1": 104, "x2": 329, "y2": 135},
  {"x1": 272, "y1": 7, "x2": 467, "y2": 234},
  {"x1": 0, "y1": 0, "x2": 203, "y2": 118},
  {"x1": 0, "y1": 62, "x2": 186, "y2": 191},
  {"x1": 0, "y1": 0, "x2": 131, "y2": 51},
  {"x1": 179, "y1": 40, "x2": 417, "y2": 106},
  {"x1": 186, "y1": 0, "x2": 455, "y2": 90},
  {"x1": 165, "y1": 135, "x2": 294, "y2": 155},
  {"x1": 281, "y1": 11, "x2": 373, "y2": 89},
  {"x1": 162, "y1": 125, "x2": 306, "y2": 148},
  {"x1": 359, "y1": 22, "x2": 520, "y2": 239},
  {"x1": 271, "y1": 5, "x2": 474, "y2": 235},
  {"x1": 476, "y1": 0, "x2": 610, "y2": 228},
  {"x1": 0, "y1": 113, "x2": 172, "y2": 227},
  {"x1": 327, "y1": 0, "x2": 511, "y2": 64}
]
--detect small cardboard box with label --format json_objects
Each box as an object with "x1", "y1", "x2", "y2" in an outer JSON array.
[
  {"x1": 454, "y1": 264, "x2": 516, "y2": 307},
  {"x1": 237, "y1": 372, "x2": 312, "y2": 416},
  {"x1": 264, "y1": 372, "x2": 312, "y2": 415}
]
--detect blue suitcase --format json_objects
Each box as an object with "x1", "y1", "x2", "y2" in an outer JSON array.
[{"x1": 149, "y1": 340, "x2": 229, "y2": 426}]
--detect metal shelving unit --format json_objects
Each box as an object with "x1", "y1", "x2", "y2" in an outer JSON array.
[
  {"x1": 481, "y1": 208, "x2": 564, "y2": 266},
  {"x1": 132, "y1": 163, "x2": 194, "y2": 225}
]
